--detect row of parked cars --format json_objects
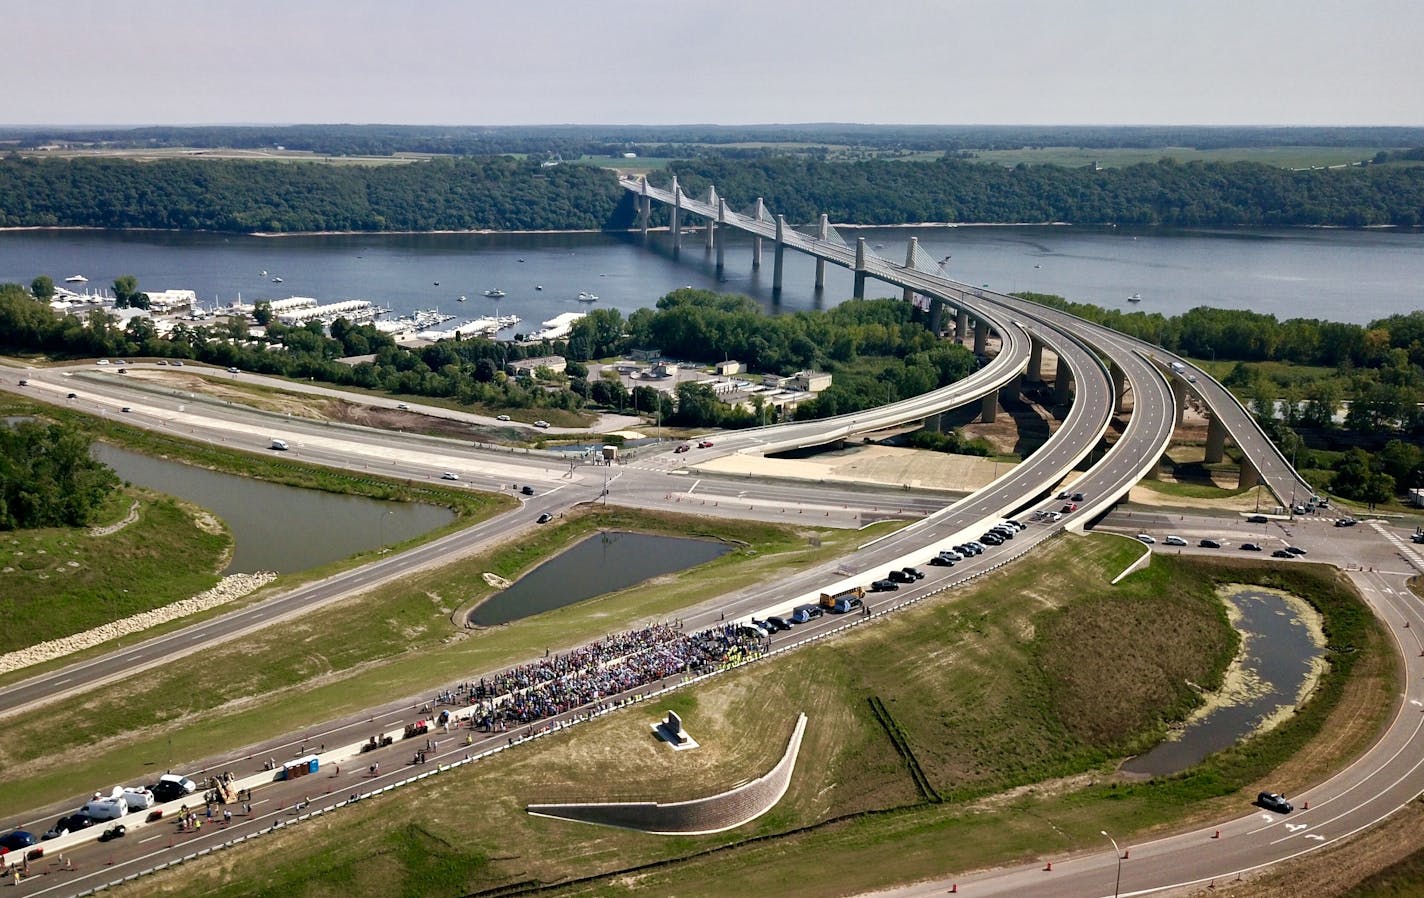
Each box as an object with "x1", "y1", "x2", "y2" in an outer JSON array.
[
  {"x1": 1138, "y1": 533, "x2": 1310, "y2": 559},
  {"x1": 0, "y1": 773, "x2": 198, "y2": 852}
]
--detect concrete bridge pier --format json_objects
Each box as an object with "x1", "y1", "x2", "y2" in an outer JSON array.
[
  {"x1": 973, "y1": 319, "x2": 989, "y2": 356},
  {"x1": 928, "y1": 296, "x2": 945, "y2": 335},
  {"x1": 1054, "y1": 357, "x2": 1073, "y2": 405},
  {"x1": 1026, "y1": 337, "x2": 1045, "y2": 382},
  {"x1": 1238, "y1": 457, "x2": 1262, "y2": 490},
  {"x1": 1171, "y1": 377, "x2": 1190, "y2": 429},
  {"x1": 1205, "y1": 414, "x2": 1227, "y2": 464},
  {"x1": 815, "y1": 214, "x2": 828, "y2": 288},
  {"x1": 980, "y1": 390, "x2": 999, "y2": 424},
  {"x1": 956, "y1": 308, "x2": 970, "y2": 345},
  {"x1": 704, "y1": 187, "x2": 717, "y2": 250},
  {"x1": 670, "y1": 176, "x2": 682, "y2": 252},
  {"x1": 715, "y1": 199, "x2": 728, "y2": 273},
  {"x1": 853, "y1": 237, "x2": 868, "y2": 299},
  {"x1": 902, "y1": 237, "x2": 919, "y2": 304},
  {"x1": 1110, "y1": 363, "x2": 1128, "y2": 415},
  {"x1": 772, "y1": 215, "x2": 786, "y2": 297},
  {"x1": 752, "y1": 198, "x2": 765, "y2": 268},
  {"x1": 638, "y1": 180, "x2": 651, "y2": 237}
]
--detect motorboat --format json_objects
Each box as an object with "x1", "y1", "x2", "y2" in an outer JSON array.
[
  {"x1": 535, "y1": 285, "x2": 543, "y2": 290},
  {"x1": 1128, "y1": 293, "x2": 1142, "y2": 303},
  {"x1": 458, "y1": 295, "x2": 467, "y2": 302},
  {"x1": 272, "y1": 277, "x2": 283, "y2": 283},
  {"x1": 483, "y1": 289, "x2": 506, "y2": 298},
  {"x1": 577, "y1": 292, "x2": 598, "y2": 302},
  {"x1": 64, "y1": 275, "x2": 88, "y2": 283}
]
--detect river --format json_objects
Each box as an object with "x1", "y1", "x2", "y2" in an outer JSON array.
[{"x1": 2, "y1": 225, "x2": 1420, "y2": 326}]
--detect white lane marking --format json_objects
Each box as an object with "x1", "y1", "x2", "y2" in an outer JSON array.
[{"x1": 686, "y1": 479, "x2": 701, "y2": 495}]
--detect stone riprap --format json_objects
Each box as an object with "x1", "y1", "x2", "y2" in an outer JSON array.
[{"x1": 0, "y1": 571, "x2": 277, "y2": 674}]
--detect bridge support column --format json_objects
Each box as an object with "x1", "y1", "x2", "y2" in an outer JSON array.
[
  {"x1": 1054, "y1": 357, "x2": 1073, "y2": 405},
  {"x1": 715, "y1": 199, "x2": 727, "y2": 273},
  {"x1": 956, "y1": 308, "x2": 970, "y2": 345},
  {"x1": 1110, "y1": 363, "x2": 1127, "y2": 415},
  {"x1": 1171, "y1": 378, "x2": 1189, "y2": 429},
  {"x1": 853, "y1": 237, "x2": 867, "y2": 299},
  {"x1": 752, "y1": 197, "x2": 765, "y2": 268},
  {"x1": 670, "y1": 176, "x2": 682, "y2": 251},
  {"x1": 772, "y1": 215, "x2": 786, "y2": 297},
  {"x1": 925, "y1": 412, "x2": 944, "y2": 433},
  {"x1": 928, "y1": 296, "x2": 945, "y2": 335},
  {"x1": 980, "y1": 390, "x2": 999, "y2": 424},
  {"x1": 638, "y1": 179, "x2": 651, "y2": 237},
  {"x1": 814, "y1": 214, "x2": 828, "y2": 288},
  {"x1": 1238, "y1": 457, "x2": 1262, "y2": 490},
  {"x1": 902, "y1": 237, "x2": 918, "y2": 304},
  {"x1": 1026, "y1": 337, "x2": 1044, "y2": 382},
  {"x1": 973, "y1": 319, "x2": 989, "y2": 356},
  {"x1": 704, "y1": 187, "x2": 716, "y2": 250},
  {"x1": 1205, "y1": 414, "x2": 1227, "y2": 464}
]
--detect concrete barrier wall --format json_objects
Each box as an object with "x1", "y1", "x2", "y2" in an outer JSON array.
[{"x1": 527, "y1": 713, "x2": 807, "y2": 836}]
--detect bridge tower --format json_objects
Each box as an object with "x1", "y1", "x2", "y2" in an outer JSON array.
[
  {"x1": 705, "y1": 186, "x2": 718, "y2": 250},
  {"x1": 772, "y1": 215, "x2": 786, "y2": 297},
  {"x1": 638, "y1": 178, "x2": 651, "y2": 238},
  {"x1": 815, "y1": 214, "x2": 829, "y2": 288},
  {"x1": 853, "y1": 237, "x2": 868, "y2": 299},
  {"x1": 752, "y1": 198, "x2": 766, "y2": 268},
  {"x1": 715, "y1": 198, "x2": 728, "y2": 273},
  {"x1": 670, "y1": 176, "x2": 682, "y2": 251},
  {"x1": 902, "y1": 238, "x2": 918, "y2": 304}
]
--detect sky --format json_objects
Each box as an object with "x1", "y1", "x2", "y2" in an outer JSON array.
[{"x1": 7, "y1": 0, "x2": 1421, "y2": 126}]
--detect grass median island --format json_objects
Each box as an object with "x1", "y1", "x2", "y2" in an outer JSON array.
[
  {"x1": 125, "y1": 534, "x2": 1394, "y2": 898},
  {"x1": 0, "y1": 508, "x2": 863, "y2": 812},
  {"x1": 0, "y1": 486, "x2": 231, "y2": 653}
]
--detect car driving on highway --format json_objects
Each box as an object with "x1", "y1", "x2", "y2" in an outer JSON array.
[{"x1": 1257, "y1": 791, "x2": 1293, "y2": 814}]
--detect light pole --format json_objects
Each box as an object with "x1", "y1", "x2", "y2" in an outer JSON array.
[
  {"x1": 379, "y1": 509, "x2": 393, "y2": 554},
  {"x1": 1101, "y1": 830, "x2": 1123, "y2": 898}
]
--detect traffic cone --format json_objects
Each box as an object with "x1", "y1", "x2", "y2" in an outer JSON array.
[
  {"x1": 949, "y1": 886, "x2": 957, "y2": 894},
  {"x1": 1212, "y1": 830, "x2": 1221, "y2": 839},
  {"x1": 1044, "y1": 861, "x2": 1053, "y2": 872},
  {"x1": 1123, "y1": 848, "x2": 1130, "y2": 859},
  {"x1": 1303, "y1": 800, "x2": 1309, "y2": 810}
]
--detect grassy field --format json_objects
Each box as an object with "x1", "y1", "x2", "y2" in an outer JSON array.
[
  {"x1": 0, "y1": 508, "x2": 872, "y2": 813},
  {"x1": 967, "y1": 146, "x2": 1387, "y2": 170},
  {"x1": 0, "y1": 487, "x2": 230, "y2": 653},
  {"x1": 127, "y1": 538, "x2": 1391, "y2": 898}
]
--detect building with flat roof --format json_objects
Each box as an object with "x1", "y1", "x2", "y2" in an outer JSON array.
[{"x1": 509, "y1": 355, "x2": 568, "y2": 376}]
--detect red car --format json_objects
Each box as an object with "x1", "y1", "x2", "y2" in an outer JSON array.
[
  {"x1": 1061, "y1": 503, "x2": 1078, "y2": 513},
  {"x1": 698, "y1": 440, "x2": 714, "y2": 448}
]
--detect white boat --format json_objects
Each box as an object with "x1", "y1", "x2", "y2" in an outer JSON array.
[
  {"x1": 577, "y1": 291, "x2": 599, "y2": 302},
  {"x1": 458, "y1": 295, "x2": 467, "y2": 302},
  {"x1": 272, "y1": 277, "x2": 283, "y2": 284},
  {"x1": 1128, "y1": 293, "x2": 1142, "y2": 303},
  {"x1": 64, "y1": 275, "x2": 87, "y2": 283},
  {"x1": 483, "y1": 289, "x2": 506, "y2": 298},
  {"x1": 535, "y1": 285, "x2": 543, "y2": 290},
  {"x1": 260, "y1": 270, "x2": 267, "y2": 277}
]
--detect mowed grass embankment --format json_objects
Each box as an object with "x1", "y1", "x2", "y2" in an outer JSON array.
[
  {"x1": 0, "y1": 508, "x2": 876, "y2": 813},
  {"x1": 0, "y1": 486, "x2": 230, "y2": 653},
  {"x1": 128, "y1": 533, "x2": 1392, "y2": 898}
]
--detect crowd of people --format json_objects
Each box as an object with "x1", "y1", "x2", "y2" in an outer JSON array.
[{"x1": 431, "y1": 623, "x2": 763, "y2": 733}]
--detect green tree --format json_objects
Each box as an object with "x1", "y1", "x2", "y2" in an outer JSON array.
[
  {"x1": 0, "y1": 421, "x2": 120, "y2": 529},
  {"x1": 252, "y1": 301, "x2": 274, "y2": 326},
  {"x1": 30, "y1": 275, "x2": 54, "y2": 300},
  {"x1": 112, "y1": 275, "x2": 140, "y2": 308}
]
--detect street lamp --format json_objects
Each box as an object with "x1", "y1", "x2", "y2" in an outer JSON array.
[{"x1": 1101, "y1": 830, "x2": 1123, "y2": 898}]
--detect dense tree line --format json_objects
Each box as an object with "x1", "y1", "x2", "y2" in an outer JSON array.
[
  {"x1": 657, "y1": 156, "x2": 1424, "y2": 228},
  {"x1": 5, "y1": 123, "x2": 1421, "y2": 157},
  {"x1": 0, "y1": 156, "x2": 632, "y2": 233},
  {"x1": 0, "y1": 420, "x2": 119, "y2": 530}
]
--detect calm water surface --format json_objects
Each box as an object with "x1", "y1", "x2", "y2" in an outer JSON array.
[
  {"x1": 93, "y1": 443, "x2": 454, "y2": 574},
  {"x1": 1, "y1": 225, "x2": 1419, "y2": 325},
  {"x1": 469, "y1": 530, "x2": 732, "y2": 626},
  {"x1": 1122, "y1": 587, "x2": 1321, "y2": 777}
]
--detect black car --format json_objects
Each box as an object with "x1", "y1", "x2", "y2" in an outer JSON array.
[
  {"x1": 870, "y1": 579, "x2": 900, "y2": 592},
  {"x1": 901, "y1": 566, "x2": 924, "y2": 580},
  {"x1": 1334, "y1": 518, "x2": 1357, "y2": 527},
  {"x1": 1071, "y1": 492, "x2": 1085, "y2": 502},
  {"x1": 0, "y1": 830, "x2": 37, "y2": 852},
  {"x1": 1240, "y1": 542, "x2": 1262, "y2": 551},
  {"x1": 150, "y1": 780, "x2": 189, "y2": 803},
  {"x1": 1257, "y1": 791, "x2": 1293, "y2": 814},
  {"x1": 980, "y1": 533, "x2": 1003, "y2": 546},
  {"x1": 1271, "y1": 548, "x2": 1294, "y2": 558},
  {"x1": 43, "y1": 814, "x2": 94, "y2": 840},
  {"x1": 1246, "y1": 514, "x2": 1269, "y2": 524},
  {"x1": 98, "y1": 824, "x2": 127, "y2": 843},
  {"x1": 1199, "y1": 538, "x2": 1222, "y2": 548},
  {"x1": 929, "y1": 555, "x2": 954, "y2": 566},
  {"x1": 520, "y1": 485, "x2": 535, "y2": 496},
  {"x1": 536, "y1": 513, "x2": 553, "y2": 524},
  {"x1": 765, "y1": 616, "x2": 792, "y2": 632},
  {"x1": 889, "y1": 569, "x2": 914, "y2": 583},
  {"x1": 1285, "y1": 546, "x2": 1308, "y2": 555}
]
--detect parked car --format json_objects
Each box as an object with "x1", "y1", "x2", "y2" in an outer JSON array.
[
  {"x1": 1257, "y1": 792, "x2": 1293, "y2": 814},
  {"x1": 495, "y1": 414, "x2": 511, "y2": 422},
  {"x1": 901, "y1": 566, "x2": 924, "y2": 580},
  {"x1": 98, "y1": 824, "x2": 127, "y2": 843},
  {"x1": 1056, "y1": 490, "x2": 1071, "y2": 500},
  {"x1": 1071, "y1": 492, "x2": 1085, "y2": 502},
  {"x1": 0, "y1": 831, "x2": 37, "y2": 852},
  {"x1": 765, "y1": 616, "x2": 792, "y2": 632},
  {"x1": 1164, "y1": 535, "x2": 1188, "y2": 546},
  {"x1": 150, "y1": 774, "x2": 197, "y2": 803},
  {"x1": 791, "y1": 604, "x2": 823, "y2": 623},
  {"x1": 120, "y1": 406, "x2": 132, "y2": 413},
  {"x1": 870, "y1": 579, "x2": 900, "y2": 592},
  {"x1": 938, "y1": 550, "x2": 963, "y2": 562},
  {"x1": 1271, "y1": 548, "x2": 1295, "y2": 558},
  {"x1": 43, "y1": 814, "x2": 94, "y2": 840},
  {"x1": 1136, "y1": 533, "x2": 1156, "y2": 544},
  {"x1": 1286, "y1": 546, "x2": 1308, "y2": 556},
  {"x1": 17, "y1": 378, "x2": 28, "y2": 386},
  {"x1": 1240, "y1": 542, "x2": 1262, "y2": 551},
  {"x1": 226, "y1": 366, "x2": 239, "y2": 373},
  {"x1": 536, "y1": 513, "x2": 553, "y2": 524},
  {"x1": 1061, "y1": 503, "x2": 1078, "y2": 513},
  {"x1": 929, "y1": 554, "x2": 955, "y2": 567},
  {"x1": 889, "y1": 569, "x2": 915, "y2": 583},
  {"x1": 67, "y1": 392, "x2": 77, "y2": 399},
  {"x1": 1200, "y1": 538, "x2": 1222, "y2": 548},
  {"x1": 1246, "y1": 514, "x2": 1269, "y2": 524},
  {"x1": 980, "y1": 533, "x2": 1003, "y2": 546},
  {"x1": 397, "y1": 403, "x2": 410, "y2": 410}
]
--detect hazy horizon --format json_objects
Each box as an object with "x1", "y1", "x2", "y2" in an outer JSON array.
[{"x1": 8, "y1": 1, "x2": 1421, "y2": 128}]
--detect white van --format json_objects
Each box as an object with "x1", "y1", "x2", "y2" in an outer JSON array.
[
  {"x1": 81, "y1": 796, "x2": 128, "y2": 821},
  {"x1": 120, "y1": 788, "x2": 155, "y2": 810},
  {"x1": 271, "y1": 439, "x2": 289, "y2": 451}
]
